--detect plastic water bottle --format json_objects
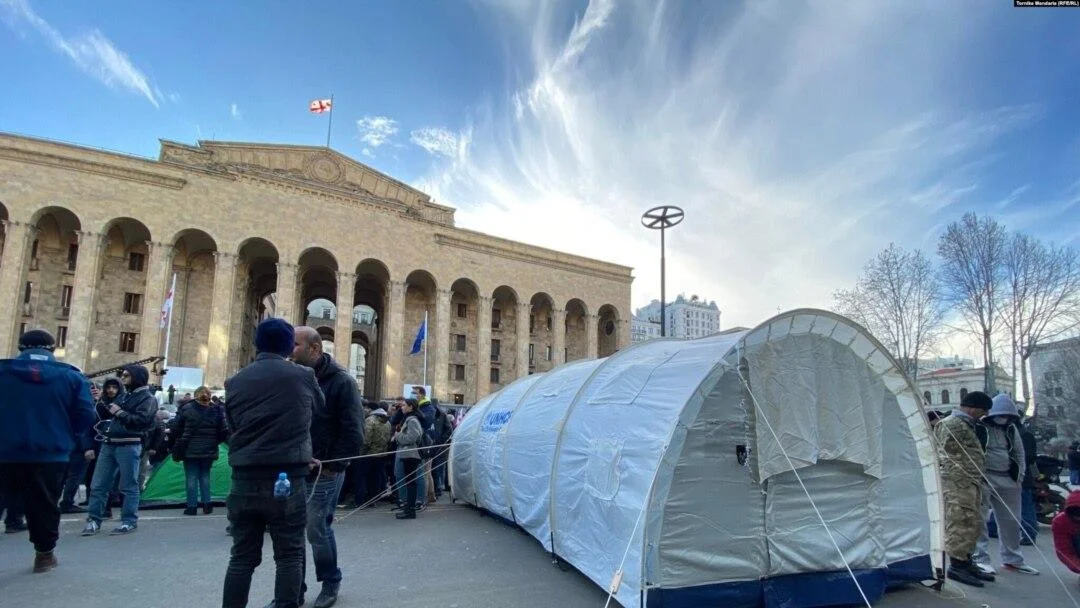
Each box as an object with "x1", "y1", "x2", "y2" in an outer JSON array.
[{"x1": 273, "y1": 472, "x2": 291, "y2": 498}]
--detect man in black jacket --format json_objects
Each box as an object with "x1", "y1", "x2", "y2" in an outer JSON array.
[
  {"x1": 82, "y1": 365, "x2": 157, "y2": 536},
  {"x1": 292, "y1": 327, "x2": 363, "y2": 608},
  {"x1": 222, "y1": 318, "x2": 320, "y2": 608}
]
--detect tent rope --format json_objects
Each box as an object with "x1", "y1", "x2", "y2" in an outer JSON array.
[
  {"x1": 601, "y1": 466, "x2": 655, "y2": 608},
  {"x1": 931, "y1": 415, "x2": 1080, "y2": 607},
  {"x1": 737, "y1": 372, "x2": 873, "y2": 608}
]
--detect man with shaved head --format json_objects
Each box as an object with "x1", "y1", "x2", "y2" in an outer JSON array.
[{"x1": 292, "y1": 327, "x2": 363, "y2": 608}]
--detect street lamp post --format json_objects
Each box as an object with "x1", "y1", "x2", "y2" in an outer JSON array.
[{"x1": 641, "y1": 205, "x2": 684, "y2": 338}]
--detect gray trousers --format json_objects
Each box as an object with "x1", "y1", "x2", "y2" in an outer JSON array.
[{"x1": 973, "y1": 472, "x2": 1025, "y2": 567}]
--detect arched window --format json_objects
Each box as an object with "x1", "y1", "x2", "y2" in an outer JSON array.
[
  {"x1": 923, "y1": 391, "x2": 932, "y2": 405},
  {"x1": 941, "y1": 390, "x2": 950, "y2": 405},
  {"x1": 959, "y1": 388, "x2": 968, "y2": 400}
]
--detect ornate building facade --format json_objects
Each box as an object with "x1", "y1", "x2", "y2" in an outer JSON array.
[{"x1": 0, "y1": 133, "x2": 633, "y2": 402}]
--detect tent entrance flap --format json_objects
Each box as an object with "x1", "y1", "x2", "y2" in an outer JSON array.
[{"x1": 745, "y1": 335, "x2": 885, "y2": 482}]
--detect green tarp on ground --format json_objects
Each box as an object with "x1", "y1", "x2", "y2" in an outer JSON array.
[{"x1": 141, "y1": 444, "x2": 232, "y2": 507}]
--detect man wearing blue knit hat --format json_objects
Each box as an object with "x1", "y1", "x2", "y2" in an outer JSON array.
[{"x1": 222, "y1": 318, "x2": 324, "y2": 608}]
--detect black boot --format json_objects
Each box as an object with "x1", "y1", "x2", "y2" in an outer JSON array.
[
  {"x1": 202, "y1": 503, "x2": 213, "y2": 515},
  {"x1": 946, "y1": 558, "x2": 985, "y2": 587},
  {"x1": 313, "y1": 583, "x2": 339, "y2": 608},
  {"x1": 966, "y1": 561, "x2": 996, "y2": 582},
  {"x1": 183, "y1": 507, "x2": 198, "y2": 516}
]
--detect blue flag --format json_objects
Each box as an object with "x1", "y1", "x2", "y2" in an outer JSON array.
[{"x1": 410, "y1": 318, "x2": 427, "y2": 355}]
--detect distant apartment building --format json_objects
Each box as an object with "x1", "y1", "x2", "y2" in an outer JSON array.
[
  {"x1": 631, "y1": 294, "x2": 720, "y2": 343},
  {"x1": 1029, "y1": 335, "x2": 1080, "y2": 439}
]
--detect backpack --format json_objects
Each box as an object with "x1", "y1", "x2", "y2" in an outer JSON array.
[{"x1": 419, "y1": 431, "x2": 437, "y2": 460}]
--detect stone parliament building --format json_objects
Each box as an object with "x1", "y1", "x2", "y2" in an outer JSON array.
[{"x1": 0, "y1": 133, "x2": 633, "y2": 403}]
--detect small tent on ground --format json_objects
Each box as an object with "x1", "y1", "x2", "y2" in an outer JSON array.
[
  {"x1": 450, "y1": 309, "x2": 943, "y2": 608},
  {"x1": 141, "y1": 444, "x2": 232, "y2": 507}
]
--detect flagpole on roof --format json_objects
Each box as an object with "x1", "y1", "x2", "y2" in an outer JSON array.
[
  {"x1": 160, "y1": 272, "x2": 178, "y2": 373},
  {"x1": 325, "y1": 94, "x2": 334, "y2": 149}
]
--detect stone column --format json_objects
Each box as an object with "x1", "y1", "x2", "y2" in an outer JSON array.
[
  {"x1": 333, "y1": 272, "x2": 356, "y2": 371},
  {"x1": 138, "y1": 241, "x2": 174, "y2": 362},
  {"x1": 475, "y1": 296, "x2": 492, "y2": 402},
  {"x1": 274, "y1": 262, "x2": 298, "y2": 323},
  {"x1": 516, "y1": 302, "x2": 531, "y2": 378},
  {"x1": 381, "y1": 280, "x2": 406, "y2": 398},
  {"x1": 0, "y1": 221, "x2": 32, "y2": 355},
  {"x1": 586, "y1": 313, "x2": 599, "y2": 359},
  {"x1": 65, "y1": 231, "x2": 105, "y2": 371},
  {"x1": 552, "y1": 308, "x2": 567, "y2": 366},
  {"x1": 618, "y1": 318, "x2": 632, "y2": 352},
  {"x1": 205, "y1": 252, "x2": 238, "y2": 387},
  {"x1": 433, "y1": 288, "x2": 452, "y2": 399}
]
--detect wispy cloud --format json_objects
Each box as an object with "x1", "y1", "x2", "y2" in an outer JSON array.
[
  {"x1": 230, "y1": 103, "x2": 242, "y2": 120},
  {"x1": 355, "y1": 116, "x2": 398, "y2": 151},
  {"x1": 410, "y1": 1, "x2": 1072, "y2": 329},
  {"x1": 1, "y1": 0, "x2": 159, "y2": 107},
  {"x1": 410, "y1": 126, "x2": 467, "y2": 159}
]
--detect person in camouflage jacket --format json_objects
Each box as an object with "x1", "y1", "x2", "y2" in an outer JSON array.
[{"x1": 934, "y1": 391, "x2": 994, "y2": 588}]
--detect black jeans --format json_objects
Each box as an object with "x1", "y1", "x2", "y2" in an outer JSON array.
[
  {"x1": 222, "y1": 477, "x2": 307, "y2": 608},
  {"x1": 401, "y1": 458, "x2": 420, "y2": 516},
  {"x1": 0, "y1": 463, "x2": 66, "y2": 552},
  {"x1": 60, "y1": 450, "x2": 90, "y2": 508}
]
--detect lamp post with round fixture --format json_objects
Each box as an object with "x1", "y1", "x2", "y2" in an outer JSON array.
[{"x1": 641, "y1": 205, "x2": 684, "y2": 338}]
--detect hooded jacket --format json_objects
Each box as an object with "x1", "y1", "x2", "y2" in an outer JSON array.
[
  {"x1": 1053, "y1": 492, "x2": 1080, "y2": 573},
  {"x1": 363, "y1": 408, "x2": 391, "y2": 455},
  {"x1": 981, "y1": 394, "x2": 1025, "y2": 482},
  {"x1": 0, "y1": 349, "x2": 95, "y2": 463},
  {"x1": 309, "y1": 353, "x2": 363, "y2": 473},
  {"x1": 100, "y1": 366, "x2": 158, "y2": 444}
]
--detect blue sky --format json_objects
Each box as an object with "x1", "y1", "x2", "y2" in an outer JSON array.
[{"x1": 2, "y1": 0, "x2": 1079, "y2": 335}]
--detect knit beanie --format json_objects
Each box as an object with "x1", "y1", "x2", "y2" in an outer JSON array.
[
  {"x1": 18, "y1": 329, "x2": 55, "y2": 351},
  {"x1": 255, "y1": 318, "x2": 295, "y2": 357},
  {"x1": 960, "y1": 390, "x2": 993, "y2": 411}
]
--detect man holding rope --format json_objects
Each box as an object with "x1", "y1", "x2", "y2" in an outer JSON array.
[
  {"x1": 935, "y1": 390, "x2": 995, "y2": 588},
  {"x1": 292, "y1": 327, "x2": 364, "y2": 608}
]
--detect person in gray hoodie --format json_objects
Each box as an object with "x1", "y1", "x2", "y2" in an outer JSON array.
[{"x1": 972, "y1": 393, "x2": 1039, "y2": 576}]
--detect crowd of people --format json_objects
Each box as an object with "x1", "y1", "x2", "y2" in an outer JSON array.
[
  {"x1": 931, "y1": 389, "x2": 1080, "y2": 595},
  {"x1": 0, "y1": 320, "x2": 460, "y2": 608}
]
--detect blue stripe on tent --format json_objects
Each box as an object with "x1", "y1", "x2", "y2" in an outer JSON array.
[
  {"x1": 761, "y1": 568, "x2": 886, "y2": 608},
  {"x1": 645, "y1": 556, "x2": 932, "y2": 608}
]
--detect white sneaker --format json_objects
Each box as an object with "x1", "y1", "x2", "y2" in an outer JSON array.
[
  {"x1": 974, "y1": 562, "x2": 996, "y2": 575},
  {"x1": 1004, "y1": 564, "x2": 1040, "y2": 575},
  {"x1": 80, "y1": 520, "x2": 100, "y2": 536}
]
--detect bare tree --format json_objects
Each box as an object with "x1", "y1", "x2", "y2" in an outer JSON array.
[
  {"x1": 937, "y1": 213, "x2": 1008, "y2": 393},
  {"x1": 834, "y1": 243, "x2": 947, "y2": 380},
  {"x1": 1001, "y1": 233, "x2": 1080, "y2": 402}
]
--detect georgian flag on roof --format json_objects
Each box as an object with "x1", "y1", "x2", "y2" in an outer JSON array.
[{"x1": 309, "y1": 99, "x2": 332, "y2": 113}]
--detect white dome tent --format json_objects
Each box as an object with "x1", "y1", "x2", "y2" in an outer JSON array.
[{"x1": 450, "y1": 309, "x2": 943, "y2": 608}]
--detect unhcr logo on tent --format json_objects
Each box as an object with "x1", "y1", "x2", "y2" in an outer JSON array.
[{"x1": 481, "y1": 410, "x2": 513, "y2": 433}]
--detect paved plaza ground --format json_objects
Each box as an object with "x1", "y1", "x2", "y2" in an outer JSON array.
[{"x1": 0, "y1": 502, "x2": 1077, "y2": 608}]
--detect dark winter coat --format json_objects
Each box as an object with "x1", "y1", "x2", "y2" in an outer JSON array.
[
  {"x1": 1068, "y1": 449, "x2": 1080, "y2": 472},
  {"x1": 101, "y1": 385, "x2": 158, "y2": 444},
  {"x1": 172, "y1": 401, "x2": 228, "y2": 461},
  {"x1": 0, "y1": 349, "x2": 94, "y2": 463},
  {"x1": 1020, "y1": 425, "x2": 1038, "y2": 489},
  {"x1": 224, "y1": 352, "x2": 318, "y2": 480},
  {"x1": 309, "y1": 353, "x2": 363, "y2": 473}
]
